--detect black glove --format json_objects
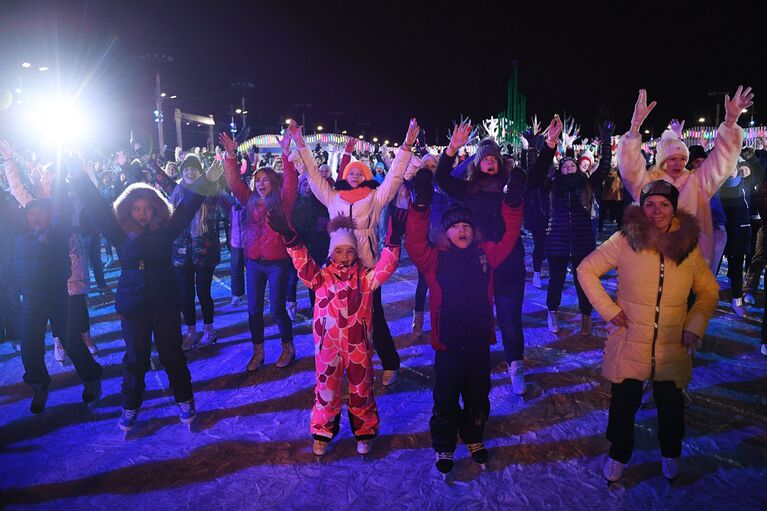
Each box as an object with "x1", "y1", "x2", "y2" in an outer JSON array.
[
  {"x1": 266, "y1": 208, "x2": 300, "y2": 247},
  {"x1": 504, "y1": 166, "x2": 526, "y2": 208},
  {"x1": 386, "y1": 207, "x2": 408, "y2": 247},
  {"x1": 411, "y1": 168, "x2": 434, "y2": 210},
  {"x1": 599, "y1": 121, "x2": 615, "y2": 141}
]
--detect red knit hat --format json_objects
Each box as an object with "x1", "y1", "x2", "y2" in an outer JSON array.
[{"x1": 342, "y1": 161, "x2": 372, "y2": 181}]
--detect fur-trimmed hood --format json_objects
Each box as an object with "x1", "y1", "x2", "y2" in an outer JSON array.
[
  {"x1": 621, "y1": 205, "x2": 699, "y2": 264},
  {"x1": 113, "y1": 182, "x2": 173, "y2": 236}
]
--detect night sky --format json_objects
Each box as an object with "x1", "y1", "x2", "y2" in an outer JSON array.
[{"x1": 1, "y1": 0, "x2": 764, "y2": 150}]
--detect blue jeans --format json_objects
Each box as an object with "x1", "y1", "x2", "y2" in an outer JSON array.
[
  {"x1": 494, "y1": 239, "x2": 525, "y2": 363},
  {"x1": 246, "y1": 258, "x2": 293, "y2": 345}
]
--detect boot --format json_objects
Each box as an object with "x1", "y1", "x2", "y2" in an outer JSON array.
[
  {"x1": 182, "y1": 324, "x2": 197, "y2": 351},
  {"x1": 467, "y1": 442, "x2": 488, "y2": 465},
  {"x1": 580, "y1": 314, "x2": 592, "y2": 336},
  {"x1": 275, "y1": 342, "x2": 295, "y2": 368},
  {"x1": 312, "y1": 439, "x2": 329, "y2": 456},
  {"x1": 412, "y1": 310, "x2": 425, "y2": 338},
  {"x1": 118, "y1": 408, "x2": 139, "y2": 431},
  {"x1": 247, "y1": 343, "x2": 265, "y2": 372},
  {"x1": 508, "y1": 360, "x2": 526, "y2": 395},
  {"x1": 357, "y1": 440, "x2": 372, "y2": 455},
  {"x1": 30, "y1": 384, "x2": 48, "y2": 414},
  {"x1": 435, "y1": 451, "x2": 454, "y2": 474},
  {"x1": 82, "y1": 379, "x2": 102, "y2": 403},
  {"x1": 178, "y1": 398, "x2": 197, "y2": 425},
  {"x1": 82, "y1": 331, "x2": 98, "y2": 355},
  {"x1": 286, "y1": 301, "x2": 297, "y2": 321},
  {"x1": 382, "y1": 369, "x2": 399, "y2": 386},
  {"x1": 602, "y1": 456, "x2": 625, "y2": 482},
  {"x1": 662, "y1": 456, "x2": 681, "y2": 480},
  {"x1": 732, "y1": 297, "x2": 746, "y2": 318},
  {"x1": 743, "y1": 292, "x2": 756, "y2": 305},
  {"x1": 547, "y1": 310, "x2": 559, "y2": 333},
  {"x1": 197, "y1": 324, "x2": 217, "y2": 348},
  {"x1": 532, "y1": 271, "x2": 543, "y2": 289},
  {"x1": 53, "y1": 337, "x2": 66, "y2": 364}
]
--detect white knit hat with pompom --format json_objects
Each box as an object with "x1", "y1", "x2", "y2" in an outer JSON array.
[{"x1": 655, "y1": 130, "x2": 689, "y2": 168}]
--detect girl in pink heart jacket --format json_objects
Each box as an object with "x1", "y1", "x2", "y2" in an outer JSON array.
[{"x1": 266, "y1": 207, "x2": 407, "y2": 457}]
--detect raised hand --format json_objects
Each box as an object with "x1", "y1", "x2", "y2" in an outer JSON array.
[
  {"x1": 669, "y1": 118, "x2": 685, "y2": 137},
  {"x1": 0, "y1": 139, "x2": 13, "y2": 160},
  {"x1": 287, "y1": 120, "x2": 306, "y2": 148},
  {"x1": 344, "y1": 137, "x2": 357, "y2": 154},
  {"x1": 404, "y1": 118, "x2": 420, "y2": 147},
  {"x1": 599, "y1": 121, "x2": 615, "y2": 141},
  {"x1": 116, "y1": 150, "x2": 127, "y2": 167},
  {"x1": 218, "y1": 133, "x2": 238, "y2": 157},
  {"x1": 630, "y1": 89, "x2": 657, "y2": 132},
  {"x1": 532, "y1": 115, "x2": 541, "y2": 136},
  {"x1": 276, "y1": 130, "x2": 292, "y2": 154},
  {"x1": 447, "y1": 121, "x2": 472, "y2": 156},
  {"x1": 546, "y1": 115, "x2": 563, "y2": 146},
  {"x1": 724, "y1": 85, "x2": 754, "y2": 125},
  {"x1": 205, "y1": 160, "x2": 224, "y2": 182}
]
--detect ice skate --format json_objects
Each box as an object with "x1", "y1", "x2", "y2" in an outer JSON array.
[
  {"x1": 435, "y1": 451, "x2": 454, "y2": 478},
  {"x1": 82, "y1": 379, "x2": 102, "y2": 405},
  {"x1": 30, "y1": 384, "x2": 48, "y2": 414},
  {"x1": 178, "y1": 398, "x2": 196, "y2": 427},
  {"x1": 467, "y1": 442, "x2": 488, "y2": 469},
  {"x1": 743, "y1": 292, "x2": 756, "y2": 305},
  {"x1": 118, "y1": 408, "x2": 138, "y2": 434},
  {"x1": 181, "y1": 325, "x2": 197, "y2": 351},
  {"x1": 82, "y1": 331, "x2": 98, "y2": 355},
  {"x1": 602, "y1": 456, "x2": 624, "y2": 482},
  {"x1": 246, "y1": 343, "x2": 265, "y2": 372},
  {"x1": 197, "y1": 324, "x2": 217, "y2": 348},
  {"x1": 508, "y1": 360, "x2": 526, "y2": 395},
  {"x1": 412, "y1": 309, "x2": 424, "y2": 338},
  {"x1": 382, "y1": 369, "x2": 399, "y2": 386},
  {"x1": 731, "y1": 297, "x2": 746, "y2": 318},
  {"x1": 662, "y1": 456, "x2": 681, "y2": 480},
  {"x1": 53, "y1": 337, "x2": 66, "y2": 365},
  {"x1": 579, "y1": 314, "x2": 592, "y2": 336},
  {"x1": 275, "y1": 342, "x2": 295, "y2": 368},
  {"x1": 547, "y1": 310, "x2": 559, "y2": 333},
  {"x1": 230, "y1": 294, "x2": 245, "y2": 307},
  {"x1": 312, "y1": 439, "x2": 329, "y2": 456},
  {"x1": 286, "y1": 301, "x2": 297, "y2": 321},
  {"x1": 532, "y1": 271, "x2": 543, "y2": 289},
  {"x1": 357, "y1": 440, "x2": 372, "y2": 455}
]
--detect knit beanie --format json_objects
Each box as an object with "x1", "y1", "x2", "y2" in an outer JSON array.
[
  {"x1": 327, "y1": 215, "x2": 358, "y2": 257},
  {"x1": 688, "y1": 144, "x2": 706, "y2": 162},
  {"x1": 655, "y1": 130, "x2": 689, "y2": 168},
  {"x1": 558, "y1": 156, "x2": 577, "y2": 173},
  {"x1": 421, "y1": 154, "x2": 438, "y2": 168},
  {"x1": 181, "y1": 153, "x2": 203, "y2": 173},
  {"x1": 441, "y1": 206, "x2": 473, "y2": 232},
  {"x1": 342, "y1": 161, "x2": 373, "y2": 182},
  {"x1": 474, "y1": 138, "x2": 503, "y2": 168},
  {"x1": 578, "y1": 150, "x2": 595, "y2": 168},
  {"x1": 639, "y1": 180, "x2": 679, "y2": 211}
]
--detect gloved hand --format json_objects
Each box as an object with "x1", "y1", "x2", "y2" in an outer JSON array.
[
  {"x1": 266, "y1": 208, "x2": 300, "y2": 247},
  {"x1": 599, "y1": 120, "x2": 615, "y2": 141},
  {"x1": 386, "y1": 207, "x2": 408, "y2": 247},
  {"x1": 504, "y1": 166, "x2": 526, "y2": 208},
  {"x1": 411, "y1": 168, "x2": 434, "y2": 210}
]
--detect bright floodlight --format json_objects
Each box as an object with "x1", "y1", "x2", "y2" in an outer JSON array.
[
  {"x1": 29, "y1": 97, "x2": 89, "y2": 146},
  {"x1": 38, "y1": 66, "x2": 49, "y2": 72},
  {"x1": 21, "y1": 62, "x2": 31, "y2": 68}
]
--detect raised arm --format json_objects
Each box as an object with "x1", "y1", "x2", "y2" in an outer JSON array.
[
  {"x1": 616, "y1": 90, "x2": 657, "y2": 201},
  {"x1": 219, "y1": 133, "x2": 252, "y2": 205},
  {"x1": 336, "y1": 137, "x2": 356, "y2": 180},
  {"x1": 0, "y1": 140, "x2": 35, "y2": 207},
  {"x1": 483, "y1": 168, "x2": 525, "y2": 267},
  {"x1": 291, "y1": 122, "x2": 338, "y2": 207},
  {"x1": 167, "y1": 161, "x2": 222, "y2": 239},
  {"x1": 372, "y1": 118, "x2": 418, "y2": 208},
  {"x1": 67, "y1": 159, "x2": 126, "y2": 247},
  {"x1": 526, "y1": 116, "x2": 562, "y2": 189},
  {"x1": 277, "y1": 131, "x2": 298, "y2": 218},
  {"x1": 435, "y1": 121, "x2": 472, "y2": 200},
  {"x1": 588, "y1": 121, "x2": 615, "y2": 191}
]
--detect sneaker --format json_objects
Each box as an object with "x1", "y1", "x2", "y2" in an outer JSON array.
[
  {"x1": 182, "y1": 325, "x2": 197, "y2": 351},
  {"x1": 230, "y1": 295, "x2": 245, "y2": 307},
  {"x1": 743, "y1": 292, "x2": 756, "y2": 305},
  {"x1": 247, "y1": 343, "x2": 265, "y2": 372},
  {"x1": 197, "y1": 324, "x2": 217, "y2": 348},
  {"x1": 312, "y1": 439, "x2": 329, "y2": 456},
  {"x1": 82, "y1": 379, "x2": 102, "y2": 403},
  {"x1": 682, "y1": 387, "x2": 692, "y2": 408},
  {"x1": 412, "y1": 310, "x2": 425, "y2": 338},
  {"x1": 82, "y1": 331, "x2": 98, "y2": 355},
  {"x1": 761, "y1": 344, "x2": 767, "y2": 357},
  {"x1": 357, "y1": 440, "x2": 372, "y2": 455},
  {"x1": 53, "y1": 337, "x2": 66, "y2": 364},
  {"x1": 178, "y1": 398, "x2": 196, "y2": 424},
  {"x1": 602, "y1": 456, "x2": 625, "y2": 482},
  {"x1": 382, "y1": 369, "x2": 399, "y2": 386},
  {"x1": 547, "y1": 310, "x2": 559, "y2": 333},
  {"x1": 532, "y1": 271, "x2": 543, "y2": 289},
  {"x1": 286, "y1": 301, "x2": 297, "y2": 321},
  {"x1": 732, "y1": 297, "x2": 746, "y2": 318},
  {"x1": 275, "y1": 342, "x2": 296, "y2": 368},
  {"x1": 435, "y1": 451, "x2": 454, "y2": 474},
  {"x1": 508, "y1": 360, "x2": 526, "y2": 395},
  {"x1": 30, "y1": 384, "x2": 48, "y2": 414},
  {"x1": 580, "y1": 314, "x2": 592, "y2": 336},
  {"x1": 118, "y1": 408, "x2": 138, "y2": 431},
  {"x1": 662, "y1": 456, "x2": 681, "y2": 480},
  {"x1": 467, "y1": 442, "x2": 488, "y2": 465}
]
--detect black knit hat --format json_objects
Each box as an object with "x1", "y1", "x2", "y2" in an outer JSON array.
[
  {"x1": 688, "y1": 145, "x2": 707, "y2": 164},
  {"x1": 474, "y1": 138, "x2": 503, "y2": 167},
  {"x1": 640, "y1": 180, "x2": 679, "y2": 211},
  {"x1": 441, "y1": 206, "x2": 473, "y2": 232}
]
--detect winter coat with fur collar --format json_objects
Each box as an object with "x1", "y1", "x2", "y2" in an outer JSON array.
[{"x1": 577, "y1": 205, "x2": 719, "y2": 387}]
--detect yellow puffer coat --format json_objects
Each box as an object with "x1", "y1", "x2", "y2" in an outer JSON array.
[{"x1": 577, "y1": 206, "x2": 719, "y2": 387}]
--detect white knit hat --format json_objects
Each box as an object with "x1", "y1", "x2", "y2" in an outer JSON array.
[
  {"x1": 327, "y1": 215, "x2": 358, "y2": 256},
  {"x1": 655, "y1": 130, "x2": 689, "y2": 168}
]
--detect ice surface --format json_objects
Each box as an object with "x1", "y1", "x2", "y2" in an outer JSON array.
[{"x1": 1, "y1": 230, "x2": 765, "y2": 510}]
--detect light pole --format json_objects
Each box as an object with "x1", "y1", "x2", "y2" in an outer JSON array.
[
  {"x1": 142, "y1": 50, "x2": 174, "y2": 149},
  {"x1": 329, "y1": 111, "x2": 343, "y2": 133},
  {"x1": 230, "y1": 78, "x2": 255, "y2": 132}
]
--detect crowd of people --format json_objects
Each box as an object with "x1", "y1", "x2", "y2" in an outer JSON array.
[{"x1": 0, "y1": 85, "x2": 764, "y2": 482}]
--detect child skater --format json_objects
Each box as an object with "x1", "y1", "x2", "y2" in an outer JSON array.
[
  {"x1": 266, "y1": 205, "x2": 407, "y2": 457},
  {"x1": 405, "y1": 164, "x2": 524, "y2": 476}
]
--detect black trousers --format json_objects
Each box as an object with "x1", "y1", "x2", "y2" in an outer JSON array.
[
  {"x1": 174, "y1": 264, "x2": 215, "y2": 325},
  {"x1": 120, "y1": 308, "x2": 192, "y2": 410},
  {"x1": 546, "y1": 254, "x2": 593, "y2": 314},
  {"x1": 372, "y1": 287, "x2": 399, "y2": 371},
  {"x1": 85, "y1": 235, "x2": 107, "y2": 288},
  {"x1": 0, "y1": 280, "x2": 21, "y2": 342},
  {"x1": 607, "y1": 378, "x2": 684, "y2": 463},
  {"x1": 230, "y1": 246, "x2": 246, "y2": 297},
  {"x1": 599, "y1": 201, "x2": 624, "y2": 230},
  {"x1": 21, "y1": 291, "x2": 102, "y2": 388},
  {"x1": 430, "y1": 344, "x2": 491, "y2": 452},
  {"x1": 725, "y1": 251, "x2": 746, "y2": 299}
]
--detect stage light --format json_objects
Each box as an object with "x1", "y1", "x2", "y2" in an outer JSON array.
[
  {"x1": 170, "y1": 95, "x2": 177, "y2": 99},
  {"x1": 27, "y1": 96, "x2": 90, "y2": 146},
  {"x1": 698, "y1": 117, "x2": 705, "y2": 123},
  {"x1": 160, "y1": 92, "x2": 167, "y2": 98},
  {"x1": 235, "y1": 108, "x2": 242, "y2": 114},
  {"x1": 21, "y1": 62, "x2": 32, "y2": 68}
]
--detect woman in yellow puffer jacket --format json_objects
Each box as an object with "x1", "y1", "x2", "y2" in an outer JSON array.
[{"x1": 577, "y1": 180, "x2": 719, "y2": 483}]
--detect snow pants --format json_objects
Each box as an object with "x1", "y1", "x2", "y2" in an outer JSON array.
[
  {"x1": 430, "y1": 344, "x2": 491, "y2": 453},
  {"x1": 120, "y1": 308, "x2": 192, "y2": 410},
  {"x1": 607, "y1": 378, "x2": 684, "y2": 463},
  {"x1": 311, "y1": 329, "x2": 378, "y2": 441}
]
